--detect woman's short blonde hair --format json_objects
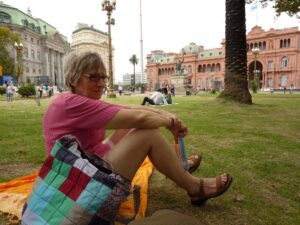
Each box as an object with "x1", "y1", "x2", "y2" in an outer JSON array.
[{"x1": 65, "y1": 52, "x2": 106, "y2": 93}]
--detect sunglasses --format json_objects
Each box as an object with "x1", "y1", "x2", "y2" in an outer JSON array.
[{"x1": 83, "y1": 73, "x2": 108, "y2": 83}]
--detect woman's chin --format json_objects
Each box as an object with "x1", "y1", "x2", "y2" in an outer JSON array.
[{"x1": 90, "y1": 93, "x2": 102, "y2": 100}]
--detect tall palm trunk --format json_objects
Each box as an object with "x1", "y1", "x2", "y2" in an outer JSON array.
[
  {"x1": 222, "y1": 0, "x2": 252, "y2": 104},
  {"x1": 133, "y1": 64, "x2": 136, "y2": 88}
]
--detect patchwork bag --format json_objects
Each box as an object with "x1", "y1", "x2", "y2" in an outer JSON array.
[{"x1": 22, "y1": 135, "x2": 140, "y2": 225}]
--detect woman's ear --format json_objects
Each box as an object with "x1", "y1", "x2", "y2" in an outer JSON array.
[{"x1": 70, "y1": 78, "x2": 78, "y2": 88}]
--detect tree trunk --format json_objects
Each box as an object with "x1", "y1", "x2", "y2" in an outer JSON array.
[
  {"x1": 133, "y1": 65, "x2": 136, "y2": 87},
  {"x1": 222, "y1": 0, "x2": 252, "y2": 104}
]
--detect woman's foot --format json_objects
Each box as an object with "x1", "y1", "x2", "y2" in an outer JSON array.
[
  {"x1": 188, "y1": 173, "x2": 233, "y2": 206},
  {"x1": 187, "y1": 155, "x2": 202, "y2": 174}
]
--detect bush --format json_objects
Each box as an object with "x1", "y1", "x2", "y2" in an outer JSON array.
[
  {"x1": 18, "y1": 84, "x2": 36, "y2": 97},
  {"x1": 210, "y1": 89, "x2": 217, "y2": 94},
  {"x1": 250, "y1": 80, "x2": 258, "y2": 93},
  {"x1": 0, "y1": 87, "x2": 6, "y2": 95}
]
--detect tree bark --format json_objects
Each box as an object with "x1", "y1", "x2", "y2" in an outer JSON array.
[{"x1": 221, "y1": 0, "x2": 252, "y2": 104}]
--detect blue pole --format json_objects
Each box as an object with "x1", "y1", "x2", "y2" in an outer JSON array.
[{"x1": 178, "y1": 137, "x2": 189, "y2": 171}]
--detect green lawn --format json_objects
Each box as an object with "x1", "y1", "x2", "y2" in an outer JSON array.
[{"x1": 0, "y1": 93, "x2": 299, "y2": 225}]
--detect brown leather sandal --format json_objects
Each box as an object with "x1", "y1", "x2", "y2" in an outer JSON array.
[
  {"x1": 189, "y1": 173, "x2": 233, "y2": 206},
  {"x1": 188, "y1": 155, "x2": 202, "y2": 174}
]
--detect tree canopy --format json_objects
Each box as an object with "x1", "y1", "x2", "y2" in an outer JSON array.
[
  {"x1": 246, "y1": 0, "x2": 300, "y2": 17},
  {"x1": 0, "y1": 26, "x2": 21, "y2": 76}
]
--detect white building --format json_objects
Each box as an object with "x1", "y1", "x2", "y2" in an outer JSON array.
[
  {"x1": 122, "y1": 70, "x2": 147, "y2": 85},
  {"x1": 0, "y1": 2, "x2": 70, "y2": 87},
  {"x1": 71, "y1": 23, "x2": 115, "y2": 83}
]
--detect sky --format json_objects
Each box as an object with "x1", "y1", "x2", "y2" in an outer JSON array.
[{"x1": 2, "y1": 0, "x2": 300, "y2": 82}]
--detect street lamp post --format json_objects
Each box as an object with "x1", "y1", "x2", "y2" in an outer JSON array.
[
  {"x1": 102, "y1": 0, "x2": 116, "y2": 98},
  {"x1": 252, "y1": 47, "x2": 260, "y2": 89},
  {"x1": 14, "y1": 42, "x2": 24, "y2": 84}
]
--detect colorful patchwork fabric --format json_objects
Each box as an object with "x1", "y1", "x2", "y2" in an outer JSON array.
[{"x1": 22, "y1": 136, "x2": 131, "y2": 225}]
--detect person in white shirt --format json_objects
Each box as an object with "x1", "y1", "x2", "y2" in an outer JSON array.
[
  {"x1": 6, "y1": 80, "x2": 15, "y2": 102},
  {"x1": 141, "y1": 89, "x2": 167, "y2": 105},
  {"x1": 118, "y1": 86, "x2": 123, "y2": 96}
]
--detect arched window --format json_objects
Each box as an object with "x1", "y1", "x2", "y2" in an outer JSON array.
[
  {"x1": 158, "y1": 69, "x2": 161, "y2": 75},
  {"x1": 281, "y1": 57, "x2": 288, "y2": 68},
  {"x1": 211, "y1": 64, "x2": 215, "y2": 73},
  {"x1": 188, "y1": 65, "x2": 192, "y2": 74},
  {"x1": 280, "y1": 75, "x2": 287, "y2": 87},
  {"x1": 216, "y1": 63, "x2": 221, "y2": 72},
  {"x1": 0, "y1": 12, "x2": 11, "y2": 23},
  {"x1": 263, "y1": 41, "x2": 266, "y2": 50},
  {"x1": 198, "y1": 65, "x2": 202, "y2": 73}
]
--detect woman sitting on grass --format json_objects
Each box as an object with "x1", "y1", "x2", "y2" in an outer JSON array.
[{"x1": 43, "y1": 52, "x2": 232, "y2": 208}]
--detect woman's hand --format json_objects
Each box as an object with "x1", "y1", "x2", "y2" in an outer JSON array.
[{"x1": 167, "y1": 116, "x2": 188, "y2": 138}]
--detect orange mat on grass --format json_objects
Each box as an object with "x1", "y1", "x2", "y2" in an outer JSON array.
[{"x1": 0, "y1": 158, "x2": 153, "y2": 223}]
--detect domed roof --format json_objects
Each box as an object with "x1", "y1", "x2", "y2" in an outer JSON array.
[{"x1": 180, "y1": 43, "x2": 200, "y2": 54}]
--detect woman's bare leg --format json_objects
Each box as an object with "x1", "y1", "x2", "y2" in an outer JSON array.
[
  {"x1": 104, "y1": 128, "x2": 228, "y2": 197},
  {"x1": 105, "y1": 129, "x2": 201, "y2": 172}
]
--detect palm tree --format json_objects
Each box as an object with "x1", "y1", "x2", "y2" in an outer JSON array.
[
  {"x1": 222, "y1": 0, "x2": 252, "y2": 104},
  {"x1": 129, "y1": 54, "x2": 138, "y2": 91}
]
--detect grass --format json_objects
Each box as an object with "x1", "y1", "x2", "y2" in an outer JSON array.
[{"x1": 0, "y1": 93, "x2": 300, "y2": 225}]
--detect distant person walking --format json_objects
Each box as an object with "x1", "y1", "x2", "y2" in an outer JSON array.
[
  {"x1": 118, "y1": 86, "x2": 123, "y2": 96},
  {"x1": 6, "y1": 80, "x2": 15, "y2": 102},
  {"x1": 38, "y1": 84, "x2": 43, "y2": 98}
]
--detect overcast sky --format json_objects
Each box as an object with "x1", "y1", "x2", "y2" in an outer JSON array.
[{"x1": 3, "y1": 0, "x2": 299, "y2": 82}]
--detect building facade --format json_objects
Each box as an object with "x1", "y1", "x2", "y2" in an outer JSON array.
[
  {"x1": 71, "y1": 23, "x2": 115, "y2": 83},
  {"x1": 146, "y1": 26, "x2": 300, "y2": 92},
  {"x1": 122, "y1": 70, "x2": 147, "y2": 86},
  {"x1": 0, "y1": 1, "x2": 70, "y2": 87}
]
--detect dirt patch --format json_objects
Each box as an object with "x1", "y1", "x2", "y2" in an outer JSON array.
[{"x1": 0, "y1": 163, "x2": 40, "y2": 180}]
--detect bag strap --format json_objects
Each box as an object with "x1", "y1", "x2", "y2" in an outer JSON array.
[{"x1": 116, "y1": 185, "x2": 141, "y2": 225}]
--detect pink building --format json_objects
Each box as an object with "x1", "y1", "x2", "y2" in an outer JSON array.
[{"x1": 146, "y1": 26, "x2": 300, "y2": 92}]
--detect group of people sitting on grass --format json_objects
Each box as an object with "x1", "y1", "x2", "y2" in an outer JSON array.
[{"x1": 141, "y1": 88, "x2": 172, "y2": 106}]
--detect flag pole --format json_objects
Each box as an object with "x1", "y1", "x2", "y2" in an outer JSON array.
[{"x1": 139, "y1": 0, "x2": 144, "y2": 84}]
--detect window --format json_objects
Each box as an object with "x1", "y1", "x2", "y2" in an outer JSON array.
[
  {"x1": 211, "y1": 64, "x2": 215, "y2": 73},
  {"x1": 268, "y1": 78, "x2": 273, "y2": 87},
  {"x1": 31, "y1": 37, "x2": 34, "y2": 42},
  {"x1": 197, "y1": 79, "x2": 202, "y2": 88},
  {"x1": 280, "y1": 75, "x2": 287, "y2": 87},
  {"x1": 31, "y1": 49, "x2": 35, "y2": 59},
  {"x1": 281, "y1": 57, "x2": 288, "y2": 68},
  {"x1": 280, "y1": 38, "x2": 291, "y2": 48},
  {"x1": 37, "y1": 51, "x2": 41, "y2": 60},
  {"x1": 24, "y1": 48, "x2": 28, "y2": 58},
  {"x1": 26, "y1": 67, "x2": 29, "y2": 73},
  {"x1": 267, "y1": 60, "x2": 273, "y2": 69},
  {"x1": 188, "y1": 66, "x2": 192, "y2": 74},
  {"x1": 206, "y1": 79, "x2": 211, "y2": 89},
  {"x1": 0, "y1": 12, "x2": 11, "y2": 23}
]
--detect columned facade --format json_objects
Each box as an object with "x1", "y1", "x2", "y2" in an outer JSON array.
[{"x1": 0, "y1": 2, "x2": 70, "y2": 88}]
